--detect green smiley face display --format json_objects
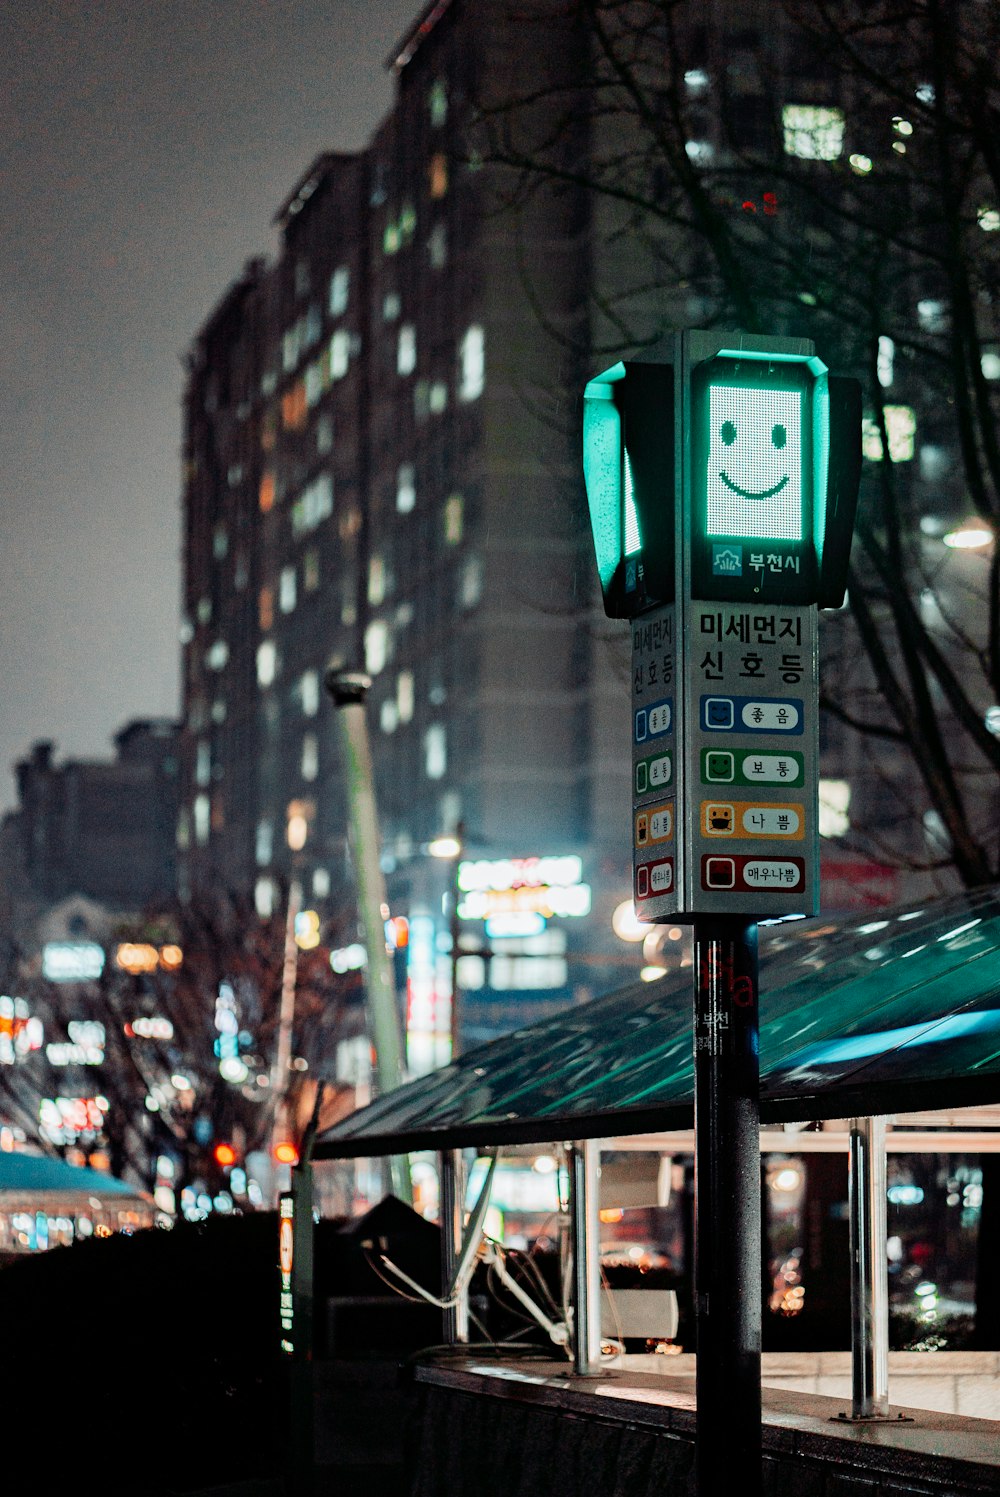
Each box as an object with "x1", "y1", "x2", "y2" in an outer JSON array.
[{"x1": 706, "y1": 385, "x2": 803, "y2": 541}]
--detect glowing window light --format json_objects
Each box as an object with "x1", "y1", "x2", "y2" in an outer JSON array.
[
  {"x1": 782, "y1": 105, "x2": 844, "y2": 161},
  {"x1": 942, "y1": 522, "x2": 993, "y2": 549},
  {"x1": 862, "y1": 406, "x2": 916, "y2": 463},
  {"x1": 978, "y1": 208, "x2": 1000, "y2": 233},
  {"x1": 459, "y1": 326, "x2": 485, "y2": 401},
  {"x1": 818, "y1": 779, "x2": 851, "y2": 838},
  {"x1": 257, "y1": 640, "x2": 277, "y2": 688},
  {"x1": 287, "y1": 812, "x2": 309, "y2": 852},
  {"x1": 876, "y1": 336, "x2": 894, "y2": 388},
  {"x1": 849, "y1": 153, "x2": 873, "y2": 175},
  {"x1": 396, "y1": 463, "x2": 416, "y2": 513},
  {"x1": 42, "y1": 943, "x2": 105, "y2": 983},
  {"x1": 116, "y1": 943, "x2": 159, "y2": 975},
  {"x1": 294, "y1": 910, "x2": 321, "y2": 951},
  {"x1": 397, "y1": 325, "x2": 417, "y2": 377},
  {"x1": 981, "y1": 352, "x2": 1000, "y2": 380}
]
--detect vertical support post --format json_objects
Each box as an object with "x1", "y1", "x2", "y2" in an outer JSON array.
[
  {"x1": 440, "y1": 1148, "x2": 469, "y2": 1344},
  {"x1": 848, "y1": 1115, "x2": 890, "y2": 1419},
  {"x1": 694, "y1": 918, "x2": 761, "y2": 1497},
  {"x1": 571, "y1": 1138, "x2": 602, "y2": 1376},
  {"x1": 326, "y1": 670, "x2": 411, "y2": 1205}
]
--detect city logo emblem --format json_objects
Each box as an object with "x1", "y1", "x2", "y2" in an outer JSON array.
[{"x1": 712, "y1": 544, "x2": 742, "y2": 576}]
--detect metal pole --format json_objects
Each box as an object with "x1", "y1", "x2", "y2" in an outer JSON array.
[
  {"x1": 440, "y1": 1149, "x2": 469, "y2": 1344},
  {"x1": 848, "y1": 1115, "x2": 890, "y2": 1419},
  {"x1": 694, "y1": 917, "x2": 761, "y2": 1497},
  {"x1": 449, "y1": 823, "x2": 464, "y2": 1060},
  {"x1": 325, "y1": 670, "x2": 411, "y2": 1205},
  {"x1": 571, "y1": 1139, "x2": 602, "y2": 1375}
]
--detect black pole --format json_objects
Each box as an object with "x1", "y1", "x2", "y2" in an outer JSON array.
[{"x1": 693, "y1": 917, "x2": 761, "y2": 1497}]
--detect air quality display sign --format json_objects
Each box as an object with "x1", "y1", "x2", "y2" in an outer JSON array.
[
  {"x1": 691, "y1": 351, "x2": 825, "y2": 605},
  {"x1": 706, "y1": 386, "x2": 803, "y2": 542}
]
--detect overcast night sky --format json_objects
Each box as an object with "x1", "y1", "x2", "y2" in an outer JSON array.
[{"x1": 0, "y1": 0, "x2": 421, "y2": 814}]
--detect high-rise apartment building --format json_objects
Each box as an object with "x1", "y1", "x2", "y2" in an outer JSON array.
[{"x1": 178, "y1": 3, "x2": 634, "y2": 1056}]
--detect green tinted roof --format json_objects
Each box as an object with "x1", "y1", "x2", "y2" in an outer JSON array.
[{"x1": 314, "y1": 888, "x2": 1000, "y2": 1159}]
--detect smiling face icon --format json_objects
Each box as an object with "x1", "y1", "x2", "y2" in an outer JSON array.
[{"x1": 706, "y1": 385, "x2": 803, "y2": 541}]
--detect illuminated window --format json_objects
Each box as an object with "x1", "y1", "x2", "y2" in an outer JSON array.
[
  {"x1": 381, "y1": 699, "x2": 399, "y2": 734},
  {"x1": 444, "y1": 493, "x2": 463, "y2": 544},
  {"x1": 684, "y1": 68, "x2": 709, "y2": 93},
  {"x1": 197, "y1": 597, "x2": 212, "y2": 624},
  {"x1": 329, "y1": 265, "x2": 349, "y2": 316},
  {"x1": 255, "y1": 877, "x2": 276, "y2": 918},
  {"x1": 282, "y1": 326, "x2": 300, "y2": 372},
  {"x1": 917, "y1": 299, "x2": 947, "y2": 333},
  {"x1": 429, "y1": 381, "x2": 448, "y2": 413},
  {"x1": 819, "y1": 780, "x2": 851, "y2": 837},
  {"x1": 261, "y1": 409, "x2": 277, "y2": 452},
  {"x1": 194, "y1": 794, "x2": 210, "y2": 847},
  {"x1": 316, "y1": 414, "x2": 333, "y2": 454},
  {"x1": 397, "y1": 670, "x2": 414, "y2": 723},
  {"x1": 279, "y1": 566, "x2": 297, "y2": 614},
  {"x1": 384, "y1": 219, "x2": 400, "y2": 255},
  {"x1": 397, "y1": 463, "x2": 416, "y2": 513},
  {"x1": 281, "y1": 382, "x2": 307, "y2": 431},
  {"x1": 212, "y1": 525, "x2": 228, "y2": 560},
  {"x1": 429, "y1": 78, "x2": 448, "y2": 126},
  {"x1": 301, "y1": 733, "x2": 319, "y2": 781},
  {"x1": 383, "y1": 291, "x2": 401, "y2": 321},
  {"x1": 685, "y1": 140, "x2": 714, "y2": 164},
  {"x1": 459, "y1": 326, "x2": 484, "y2": 401},
  {"x1": 424, "y1": 723, "x2": 446, "y2": 780},
  {"x1": 211, "y1": 698, "x2": 226, "y2": 725},
  {"x1": 782, "y1": 104, "x2": 844, "y2": 160},
  {"x1": 397, "y1": 325, "x2": 417, "y2": 376},
  {"x1": 195, "y1": 742, "x2": 211, "y2": 788},
  {"x1": 368, "y1": 554, "x2": 387, "y2": 605},
  {"x1": 330, "y1": 329, "x2": 350, "y2": 380},
  {"x1": 290, "y1": 474, "x2": 333, "y2": 537},
  {"x1": 982, "y1": 351, "x2": 1000, "y2": 380},
  {"x1": 978, "y1": 207, "x2": 1000, "y2": 233},
  {"x1": 459, "y1": 555, "x2": 483, "y2": 608},
  {"x1": 305, "y1": 361, "x2": 324, "y2": 407},
  {"x1": 862, "y1": 406, "x2": 916, "y2": 462},
  {"x1": 303, "y1": 548, "x2": 320, "y2": 591},
  {"x1": 427, "y1": 224, "x2": 447, "y2": 269},
  {"x1": 429, "y1": 153, "x2": 448, "y2": 199},
  {"x1": 206, "y1": 640, "x2": 229, "y2": 671},
  {"x1": 399, "y1": 203, "x2": 417, "y2": 240},
  {"x1": 259, "y1": 587, "x2": 274, "y2": 632},
  {"x1": 259, "y1": 471, "x2": 275, "y2": 513},
  {"x1": 300, "y1": 669, "x2": 320, "y2": 716},
  {"x1": 257, "y1": 640, "x2": 277, "y2": 688},
  {"x1": 313, "y1": 867, "x2": 331, "y2": 898},
  {"x1": 295, "y1": 260, "x2": 310, "y2": 297},
  {"x1": 256, "y1": 819, "x2": 273, "y2": 867},
  {"x1": 877, "y1": 336, "x2": 894, "y2": 388},
  {"x1": 365, "y1": 620, "x2": 390, "y2": 675}
]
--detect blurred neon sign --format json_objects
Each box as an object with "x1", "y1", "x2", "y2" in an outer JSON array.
[{"x1": 457, "y1": 856, "x2": 590, "y2": 921}]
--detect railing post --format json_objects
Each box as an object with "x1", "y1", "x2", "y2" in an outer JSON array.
[
  {"x1": 571, "y1": 1139, "x2": 602, "y2": 1375},
  {"x1": 439, "y1": 1148, "x2": 468, "y2": 1344},
  {"x1": 847, "y1": 1115, "x2": 890, "y2": 1419}
]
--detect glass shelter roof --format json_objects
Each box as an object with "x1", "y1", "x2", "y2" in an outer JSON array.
[{"x1": 313, "y1": 888, "x2": 1000, "y2": 1159}]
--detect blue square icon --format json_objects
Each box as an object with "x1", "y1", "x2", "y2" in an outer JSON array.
[
  {"x1": 703, "y1": 697, "x2": 735, "y2": 730},
  {"x1": 634, "y1": 709, "x2": 648, "y2": 743}
]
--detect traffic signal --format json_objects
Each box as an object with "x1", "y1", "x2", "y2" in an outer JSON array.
[
  {"x1": 213, "y1": 1141, "x2": 237, "y2": 1168},
  {"x1": 582, "y1": 333, "x2": 862, "y2": 618},
  {"x1": 274, "y1": 1140, "x2": 299, "y2": 1165},
  {"x1": 582, "y1": 359, "x2": 675, "y2": 617}
]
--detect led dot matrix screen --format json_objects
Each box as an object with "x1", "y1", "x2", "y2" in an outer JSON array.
[{"x1": 705, "y1": 385, "x2": 804, "y2": 541}]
